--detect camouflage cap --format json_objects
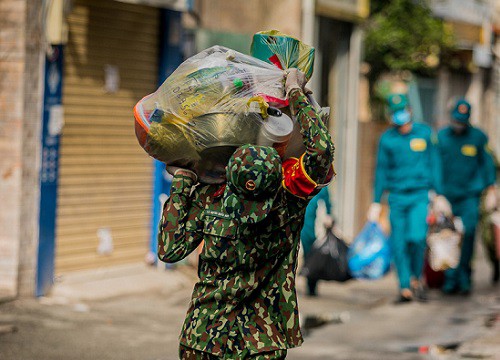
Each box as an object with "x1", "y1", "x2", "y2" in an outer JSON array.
[{"x1": 223, "y1": 145, "x2": 282, "y2": 223}]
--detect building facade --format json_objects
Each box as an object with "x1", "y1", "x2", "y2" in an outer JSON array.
[
  {"x1": 0, "y1": 0, "x2": 189, "y2": 298},
  {"x1": 1, "y1": 0, "x2": 369, "y2": 298}
]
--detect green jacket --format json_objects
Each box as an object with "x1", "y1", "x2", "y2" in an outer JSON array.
[
  {"x1": 158, "y1": 89, "x2": 334, "y2": 357},
  {"x1": 373, "y1": 122, "x2": 440, "y2": 202},
  {"x1": 437, "y1": 126, "x2": 495, "y2": 201}
]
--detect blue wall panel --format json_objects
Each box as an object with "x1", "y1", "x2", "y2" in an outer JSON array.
[{"x1": 36, "y1": 45, "x2": 64, "y2": 296}]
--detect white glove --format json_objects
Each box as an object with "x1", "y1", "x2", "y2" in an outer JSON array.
[
  {"x1": 284, "y1": 68, "x2": 307, "y2": 98},
  {"x1": 453, "y1": 217, "x2": 464, "y2": 234},
  {"x1": 433, "y1": 195, "x2": 452, "y2": 216},
  {"x1": 484, "y1": 187, "x2": 498, "y2": 212},
  {"x1": 322, "y1": 215, "x2": 334, "y2": 229},
  {"x1": 367, "y1": 203, "x2": 382, "y2": 223}
]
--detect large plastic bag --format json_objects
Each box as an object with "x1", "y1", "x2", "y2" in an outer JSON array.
[
  {"x1": 134, "y1": 45, "x2": 295, "y2": 183},
  {"x1": 301, "y1": 229, "x2": 352, "y2": 283},
  {"x1": 348, "y1": 222, "x2": 391, "y2": 280}
]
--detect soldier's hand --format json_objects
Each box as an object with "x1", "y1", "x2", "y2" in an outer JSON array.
[
  {"x1": 166, "y1": 166, "x2": 198, "y2": 182},
  {"x1": 285, "y1": 68, "x2": 307, "y2": 98}
]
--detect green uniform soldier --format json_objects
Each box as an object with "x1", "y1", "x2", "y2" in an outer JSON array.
[
  {"x1": 158, "y1": 69, "x2": 335, "y2": 359},
  {"x1": 368, "y1": 93, "x2": 442, "y2": 303},
  {"x1": 437, "y1": 99, "x2": 497, "y2": 294}
]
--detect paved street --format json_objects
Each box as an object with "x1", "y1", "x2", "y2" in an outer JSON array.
[{"x1": 1, "y1": 248, "x2": 499, "y2": 360}]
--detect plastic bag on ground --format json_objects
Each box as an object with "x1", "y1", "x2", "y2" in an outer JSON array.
[
  {"x1": 348, "y1": 222, "x2": 391, "y2": 280},
  {"x1": 300, "y1": 229, "x2": 352, "y2": 283}
]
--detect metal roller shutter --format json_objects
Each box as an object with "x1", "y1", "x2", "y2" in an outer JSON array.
[{"x1": 55, "y1": 0, "x2": 158, "y2": 273}]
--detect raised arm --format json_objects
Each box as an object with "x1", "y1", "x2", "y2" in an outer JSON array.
[
  {"x1": 158, "y1": 170, "x2": 203, "y2": 263},
  {"x1": 282, "y1": 69, "x2": 335, "y2": 198}
]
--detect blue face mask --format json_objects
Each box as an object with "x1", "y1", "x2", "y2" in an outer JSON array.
[{"x1": 391, "y1": 109, "x2": 411, "y2": 126}]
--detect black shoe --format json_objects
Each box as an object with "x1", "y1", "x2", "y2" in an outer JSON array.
[
  {"x1": 307, "y1": 278, "x2": 318, "y2": 297},
  {"x1": 412, "y1": 284, "x2": 428, "y2": 303},
  {"x1": 458, "y1": 289, "x2": 471, "y2": 296},
  {"x1": 457, "y1": 286, "x2": 471, "y2": 296},
  {"x1": 394, "y1": 294, "x2": 413, "y2": 304},
  {"x1": 493, "y1": 261, "x2": 499, "y2": 284},
  {"x1": 441, "y1": 283, "x2": 458, "y2": 295}
]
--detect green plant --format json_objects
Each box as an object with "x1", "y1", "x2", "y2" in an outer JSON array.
[{"x1": 364, "y1": 0, "x2": 455, "y2": 85}]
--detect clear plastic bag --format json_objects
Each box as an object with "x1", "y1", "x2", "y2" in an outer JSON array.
[
  {"x1": 134, "y1": 45, "x2": 295, "y2": 183},
  {"x1": 426, "y1": 215, "x2": 462, "y2": 271},
  {"x1": 427, "y1": 229, "x2": 461, "y2": 271}
]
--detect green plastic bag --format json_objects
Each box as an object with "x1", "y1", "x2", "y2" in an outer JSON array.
[{"x1": 250, "y1": 30, "x2": 315, "y2": 80}]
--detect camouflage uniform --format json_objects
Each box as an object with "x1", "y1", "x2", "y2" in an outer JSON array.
[
  {"x1": 179, "y1": 344, "x2": 287, "y2": 359},
  {"x1": 159, "y1": 89, "x2": 334, "y2": 359}
]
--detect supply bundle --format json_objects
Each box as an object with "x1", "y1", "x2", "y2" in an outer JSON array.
[
  {"x1": 134, "y1": 31, "x2": 319, "y2": 183},
  {"x1": 426, "y1": 213, "x2": 462, "y2": 272},
  {"x1": 424, "y1": 204, "x2": 463, "y2": 288}
]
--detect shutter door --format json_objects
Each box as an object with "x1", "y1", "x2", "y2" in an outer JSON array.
[{"x1": 56, "y1": 0, "x2": 158, "y2": 273}]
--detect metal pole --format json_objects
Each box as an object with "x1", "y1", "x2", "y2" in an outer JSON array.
[
  {"x1": 301, "y1": 0, "x2": 320, "y2": 95},
  {"x1": 341, "y1": 25, "x2": 362, "y2": 239}
]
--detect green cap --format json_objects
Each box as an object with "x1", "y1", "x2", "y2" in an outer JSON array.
[
  {"x1": 451, "y1": 99, "x2": 471, "y2": 123},
  {"x1": 387, "y1": 93, "x2": 409, "y2": 113},
  {"x1": 223, "y1": 145, "x2": 282, "y2": 223}
]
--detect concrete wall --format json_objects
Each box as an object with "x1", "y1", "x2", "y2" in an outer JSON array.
[
  {"x1": 18, "y1": 0, "x2": 44, "y2": 297},
  {"x1": 355, "y1": 121, "x2": 388, "y2": 234},
  {"x1": 0, "y1": 0, "x2": 26, "y2": 299},
  {"x1": 197, "y1": 0, "x2": 302, "y2": 37},
  {"x1": 0, "y1": 0, "x2": 43, "y2": 299}
]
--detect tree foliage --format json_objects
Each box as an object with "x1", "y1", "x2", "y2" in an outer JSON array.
[{"x1": 364, "y1": 0, "x2": 455, "y2": 84}]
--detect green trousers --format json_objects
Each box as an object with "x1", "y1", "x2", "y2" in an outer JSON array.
[
  {"x1": 179, "y1": 345, "x2": 287, "y2": 360},
  {"x1": 443, "y1": 196, "x2": 480, "y2": 292},
  {"x1": 388, "y1": 190, "x2": 429, "y2": 290}
]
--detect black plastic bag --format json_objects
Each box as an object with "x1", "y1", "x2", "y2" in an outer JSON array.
[{"x1": 301, "y1": 230, "x2": 352, "y2": 282}]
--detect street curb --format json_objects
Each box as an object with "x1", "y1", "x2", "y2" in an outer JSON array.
[{"x1": 47, "y1": 262, "x2": 192, "y2": 302}]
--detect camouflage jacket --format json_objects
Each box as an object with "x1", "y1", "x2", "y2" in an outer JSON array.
[{"x1": 158, "y1": 89, "x2": 334, "y2": 357}]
